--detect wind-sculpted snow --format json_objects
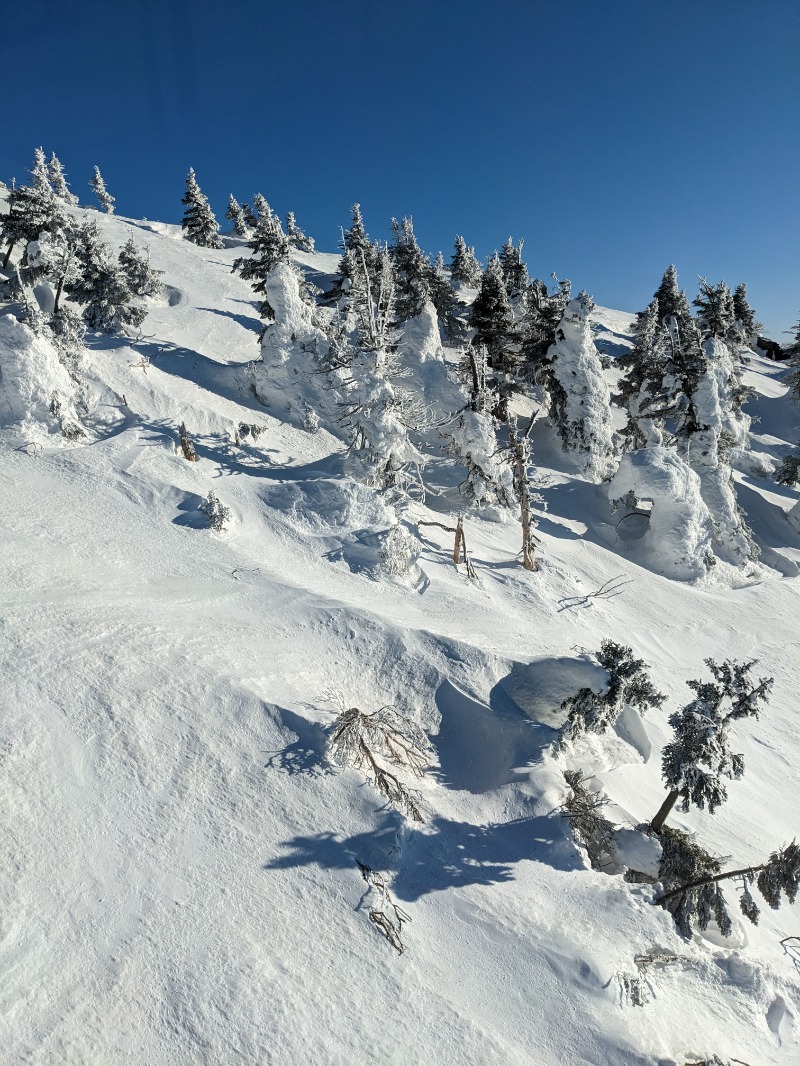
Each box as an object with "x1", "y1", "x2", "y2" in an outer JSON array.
[{"x1": 1, "y1": 196, "x2": 799, "y2": 1065}]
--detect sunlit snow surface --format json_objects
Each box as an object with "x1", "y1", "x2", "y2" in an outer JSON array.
[{"x1": 1, "y1": 203, "x2": 799, "y2": 1065}]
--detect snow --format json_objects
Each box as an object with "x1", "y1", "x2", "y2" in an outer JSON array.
[{"x1": 1, "y1": 195, "x2": 799, "y2": 1066}]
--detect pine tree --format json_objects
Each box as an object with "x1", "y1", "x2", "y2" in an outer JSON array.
[
  {"x1": 1, "y1": 147, "x2": 65, "y2": 268},
  {"x1": 429, "y1": 251, "x2": 459, "y2": 339},
  {"x1": 67, "y1": 219, "x2": 144, "y2": 332},
  {"x1": 225, "y1": 194, "x2": 249, "y2": 236},
  {"x1": 732, "y1": 283, "x2": 757, "y2": 340},
  {"x1": 232, "y1": 206, "x2": 291, "y2": 324},
  {"x1": 48, "y1": 153, "x2": 78, "y2": 205},
  {"x1": 651, "y1": 658, "x2": 773, "y2": 831},
  {"x1": 24, "y1": 220, "x2": 81, "y2": 312},
  {"x1": 285, "y1": 211, "x2": 315, "y2": 252},
  {"x1": 558, "y1": 639, "x2": 666, "y2": 746},
  {"x1": 616, "y1": 299, "x2": 667, "y2": 450},
  {"x1": 470, "y1": 254, "x2": 516, "y2": 419},
  {"x1": 693, "y1": 278, "x2": 736, "y2": 342},
  {"x1": 449, "y1": 235, "x2": 482, "y2": 287},
  {"x1": 90, "y1": 166, "x2": 115, "y2": 213},
  {"x1": 520, "y1": 275, "x2": 572, "y2": 378},
  {"x1": 181, "y1": 167, "x2": 223, "y2": 249},
  {"x1": 389, "y1": 216, "x2": 431, "y2": 322},
  {"x1": 118, "y1": 236, "x2": 164, "y2": 298},
  {"x1": 250, "y1": 193, "x2": 270, "y2": 222},
  {"x1": 499, "y1": 237, "x2": 528, "y2": 296}
]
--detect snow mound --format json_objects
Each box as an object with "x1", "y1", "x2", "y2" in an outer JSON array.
[
  {"x1": 608, "y1": 446, "x2": 714, "y2": 580},
  {"x1": 0, "y1": 314, "x2": 84, "y2": 443}
]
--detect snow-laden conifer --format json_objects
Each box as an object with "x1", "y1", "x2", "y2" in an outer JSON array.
[
  {"x1": 233, "y1": 205, "x2": 292, "y2": 327},
  {"x1": 389, "y1": 216, "x2": 431, "y2": 323},
  {"x1": 428, "y1": 251, "x2": 459, "y2": 339},
  {"x1": 118, "y1": 236, "x2": 164, "y2": 299},
  {"x1": 48, "y1": 153, "x2": 78, "y2": 205},
  {"x1": 181, "y1": 167, "x2": 222, "y2": 249},
  {"x1": 470, "y1": 253, "x2": 517, "y2": 420},
  {"x1": 225, "y1": 194, "x2": 249, "y2": 237},
  {"x1": 2, "y1": 148, "x2": 66, "y2": 268},
  {"x1": 90, "y1": 166, "x2": 115, "y2": 213},
  {"x1": 25, "y1": 221, "x2": 81, "y2": 312},
  {"x1": 285, "y1": 211, "x2": 315, "y2": 252},
  {"x1": 545, "y1": 292, "x2": 615, "y2": 481},
  {"x1": 732, "y1": 283, "x2": 757, "y2": 342},
  {"x1": 67, "y1": 219, "x2": 144, "y2": 332},
  {"x1": 694, "y1": 278, "x2": 736, "y2": 343},
  {"x1": 449, "y1": 235, "x2": 481, "y2": 288},
  {"x1": 499, "y1": 236, "x2": 528, "y2": 296},
  {"x1": 651, "y1": 658, "x2": 772, "y2": 831}
]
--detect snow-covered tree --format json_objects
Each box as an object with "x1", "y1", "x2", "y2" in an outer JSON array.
[
  {"x1": 2, "y1": 148, "x2": 65, "y2": 268},
  {"x1": 449, "y1": 235, "x2": 481, "y2": 288},
  {"x1": 774, "y1": 445, "x2": 800, "y2": 486},
  {"x1": 559, "y1": 640, "x2": 666, "y2": 746},
  {"x1": 233, "y1": 206, "x2": 292, "y2": 326},
  {"x1": 389, "y1": 216, "x2": 431, "y2": 323},
  {"x1": 201, "y1": 491, "x2": 231, "y2": 531},
  {"x1": 693, "y1": 278, "x2": 736, "y2": 342},
  {"x1": 25, "y1": 222, "x2": 81, "y2": 312},
  {"x1": 470, "y1": 253, "x2": 517, "y2": 419},
  {"x1": 428, "y1": 251, "x2": 460, "y2": 339},
  {"x1": 544, "y1": 292, "x2": 615, "y2": 480},
  {"x1": 520, "y1": 275, "x2": 572, "y2": 378},
  {"x1": 67, "y1": 219, "x2": 144, "y2": 332},
  {"x1": 118, "y1": 236, "x2": 164, "y2": 299},
  {"x1": 225, "y1": 194, "x2": 249, "y2": 237},
  {"x1": 651, "y1": 658, "x2": 773, "y2": 831},
  {"x1": 448, "y1": 344, "x2": 515, "y2": 506},
  {"x1": 181, "y1": 167, "x2": 222, "y2": 249},
  {"x1": 90, "y1": 166, "x2": 115, "y2": 213},
  {"x1": 732, "y1": 283, "x2": 757, "y2": 341},
  {"x1": 499, "y1": 236, "x2": 528, "y2": 296},
  {"x1": 285, "y1": 211, "x2": 315, "y2": 252},
  {"x1": 48, "y1": 153, "x2": 78, "y2": 205},
  {"x1": 616, "y1": 299, "x2": 668, "y2": 450}
]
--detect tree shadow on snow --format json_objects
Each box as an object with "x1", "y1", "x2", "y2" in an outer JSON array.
[
  {"x1": 264, "y1": 810, "x2": 580, "y2": 902},
  {"x1": 263, "y1": 706, "x2": 329, "y2": 778},
  {"x1": 196, "y1": 305, "x2": 264, "y2": 334}
]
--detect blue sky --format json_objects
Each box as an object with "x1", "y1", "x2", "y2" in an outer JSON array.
[{"x1": 4, "y1": 0, "x2": 798, "y2": 336}]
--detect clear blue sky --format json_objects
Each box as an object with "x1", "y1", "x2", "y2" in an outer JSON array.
[{"x1": 3, "y1": 0, "x2": 798, "y2": 337}]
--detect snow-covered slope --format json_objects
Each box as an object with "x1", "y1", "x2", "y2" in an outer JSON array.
[{"x1": 2, "y1": 205, "x2": 799, "y2": 1066}]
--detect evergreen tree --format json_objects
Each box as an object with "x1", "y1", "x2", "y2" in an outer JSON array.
[
  {"x1": 653, "y1": 264, "x2": 684, "y2": 323},
  {"x1": 90, "y1": 166, "x2": 115, "y2": 214},
  {"x1": 118, "y1": 236, "x2": 164, "y2": 298},
  {"x1": 694, "y1": 278, "x2": 736, "y2": 342},
  {"x1": 470, "y1": 254, "x2": 516, "y2": 419},
  {"x1": 232, "y1": 206, "x2": 291, "y2": 324},
  {"x1": 1, "y1": 147, "x2": 64, "y2": 268},
  {"x1": 225, "y1": 194, "x2": 249, "y2": 237},
  {"x1": 499, "y1": 236, "x2": 529, "y2": 295},
  {"x1": 732, "y1": 282, "x2": 757, "y2": 340},
  {"x1": 449, "y1": 235, "x2": 482, "y2": 287},
  {"x1": 558, "y1": 639, "x2": 665, "y2": 746},
  {"x1": 520, "y1": 274, "x2": 572, "y2": 379},
  {"x1": 48, "y1": 153, "x2": 78, "y2": 205},
  {"x1": 774, "y1": 444, "x2": 800, "y2": 486},
  {"x1": 429, "y1": 251, "x2": 459, "y2": 339},
  {"x1": 24, "y1": 220, "x2": 81, "y2": 312},
  {"x1": 285, "y1": 211, "x2": 315, "y2": 252},
  {"x1": 652, "y1": 658, "x2": 773, "y2": 831},
  {"x1": 67, "y1": 219, "x2": 144, "y2": 332},
  {"x1": 389, "y1": 216, "x2": 431, "y2": 322},
  {"x1": 250, "y1": 193, "x2": 270, "y2": 222},
  {"x1": 616, "y1": 299, "x2": 667, "y2": 450},
  {"x1": 181, "y1": 167, "x2": 223, "y2": 249}
]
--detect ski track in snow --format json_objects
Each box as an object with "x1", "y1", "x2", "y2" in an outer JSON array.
[{"x1": 1, "y1": 201, "x2": 799, "y2": 1065}]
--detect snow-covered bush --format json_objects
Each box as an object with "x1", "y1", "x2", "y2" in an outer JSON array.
[
  {"x1": 608, "y1": 446, "x2": 715, "y2": 580},
  {"x1": 0, "y1": 314, "x2": 84, "y2": 441},
  {"x1": 546, "y1": 293, "x2": 615, "y2": 481},
  {"x1": 558, "y1": 639, "x2": 665, "y2": 747},
  {"x1": 201, "y1": 491, "x2": 231, "y2": 531}
]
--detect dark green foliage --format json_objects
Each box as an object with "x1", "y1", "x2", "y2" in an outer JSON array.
[
  {"x1": 429, "y1": 251, "x2": 460, "y2": 339},
  {"x1": 559, "y1": 639, "x2": 666, "y2": 746},
  {"x1": 732, "y1": 282, "x2": 756, "y2": 338},
  {"x1": 389, "y1": 216, "x2": 431, "y2": 322},
  {"x1": 285, "y1": 211, "x2": 315, "y2": 252},
  {"x1": 67, "y1": 219, "x2": 144, "y2": 332},
  {"x1": 519, "y1": 274, "x2": 571, "y2": 378},
  {"x1": 232, "y1": 206, "x2": 291, "y2": 323},
  {"x1": 471, "y1": 254, "x2": 518, "y2": 418},
  {"x1": 2, "y1": 148, "x2": 67, "y2": 267},
  {"x1": 693, "y1": 277, "x2": 736, "y2": 341},
  {"x1": 181, "y1": 167, "x2": 222, "y2": 249},
  {"x1": 48, "y1": 152, "x2": 78, "y2": 205},
  {"x1": 657, "y1": 826, "x2": 731, "y2": 938},
  {"x1": 757, "y1": 841, "x2": 800, "y2": 910},
  {"x1": 774, "y1": 447, "x2": 800, "y2": 485},
  {"x1": 661, "y1": 658, "x2": 772, "y2": 816}
]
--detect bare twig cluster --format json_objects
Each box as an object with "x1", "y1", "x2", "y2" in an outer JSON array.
[{"x1": 357, "y1": 861, "x2": 410, "y2": 955}]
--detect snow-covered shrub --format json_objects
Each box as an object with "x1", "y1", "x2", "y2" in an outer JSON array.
[
  {"x1": 201, "y1": 491, "x2": 231, "y2": 531},
  {"x1": 378, "y1": 523, "x2": 419, "y2": 578},
  {"x1": 546, "y1": 293, "x2": 615, "y2": 481},
  {"x1": 774, "y1": 447, "x2": 800, "y2": 485},
  {"x1": 608, "y1": 446, "x2": 715, "y2": 580},
  {"x1": 558, "y1": 639, "x2": 665, "y2": 747},
  {"x1": 449, "y1": 406, "x2": 515, "y2": 506},
  {"x1": 562, "y1": 771, "x2": 616, "y2": 870},
  {"x1": 0, "y1": 313, "x2": 84, "y2": 441}
]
